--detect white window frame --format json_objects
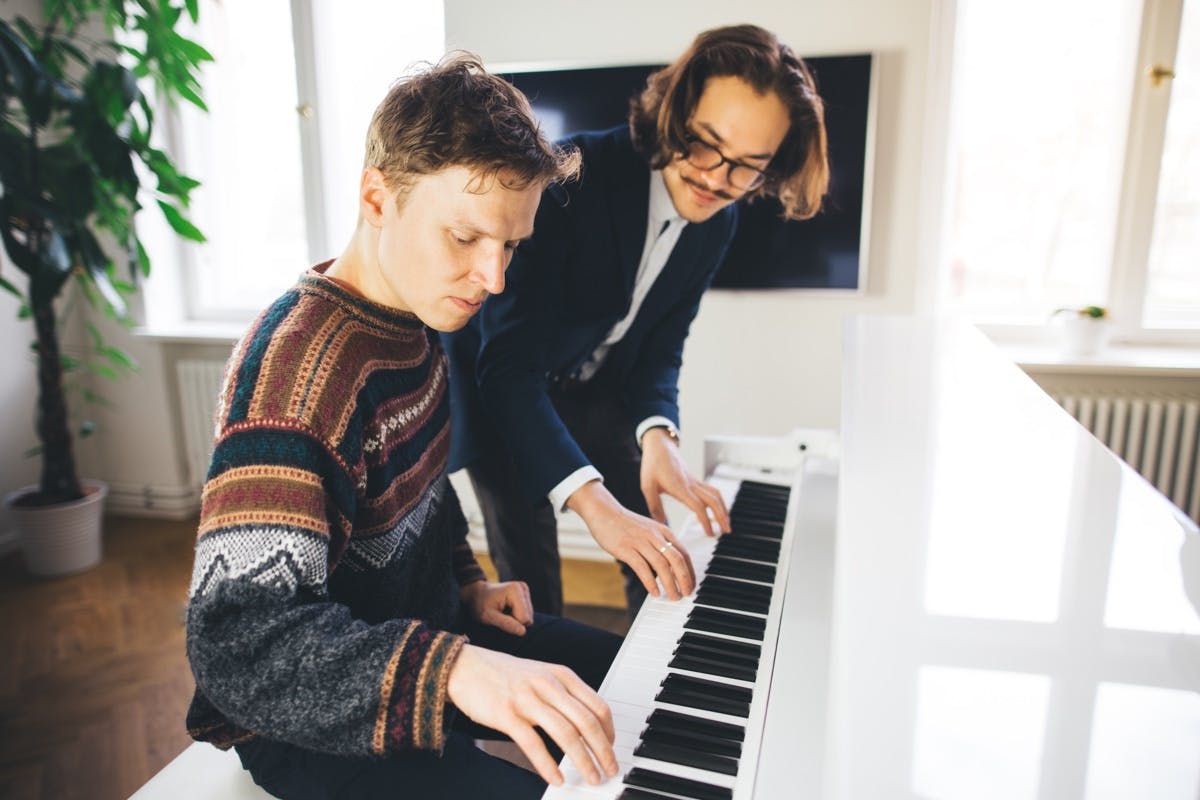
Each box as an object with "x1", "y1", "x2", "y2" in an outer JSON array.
[
  {"x1": 926, "y1": 0, "x2": 1197, "y2": 348},
  {"x1": 139, "y1": 0, "x2": 444, "y2": 331}
]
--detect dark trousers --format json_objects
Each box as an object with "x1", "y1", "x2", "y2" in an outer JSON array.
[
  {"x1": 235, "y1": 613, "x2": 621, "y2": 800},
  {"x1": 466, "y1": 382, "x2": 651, "y2": 618}
]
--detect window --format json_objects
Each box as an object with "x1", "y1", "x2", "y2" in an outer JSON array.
[
  {"x1": 938, "y1": 0, "x2": 1198, "y2": 342},
  {"x1": 140, "y1": 1, "x2": 444, "y2": 327}
]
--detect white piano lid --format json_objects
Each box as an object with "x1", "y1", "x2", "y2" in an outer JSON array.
[{"x1": 826, "y1": 315, "x2": 1200, "y2": 800}]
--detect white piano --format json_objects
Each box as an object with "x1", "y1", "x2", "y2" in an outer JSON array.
[{"x1": 546, "y1": 316, "x2": 1200, "y2": 800}]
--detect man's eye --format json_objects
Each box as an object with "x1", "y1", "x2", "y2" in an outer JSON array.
[{"x1": 452, "y1": 234, "x2": 475, "y2": 246}]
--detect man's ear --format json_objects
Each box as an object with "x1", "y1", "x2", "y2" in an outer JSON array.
[{"x1": 359, "y1": 167, "x2": 390, "y2": 227}]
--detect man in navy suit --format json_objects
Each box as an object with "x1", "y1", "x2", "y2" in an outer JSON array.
[{"x1": 444, "y1": 24, "x2": 831, "y2": 616}]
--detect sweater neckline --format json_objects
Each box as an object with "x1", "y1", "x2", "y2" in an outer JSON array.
[{"x1": 300, "y1": 261, "x2": 426, "y2": 331}]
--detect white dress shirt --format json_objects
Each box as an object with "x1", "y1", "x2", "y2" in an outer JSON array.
[{"x1": 548, "y1": 172, "x2": 686, "y2": 511}]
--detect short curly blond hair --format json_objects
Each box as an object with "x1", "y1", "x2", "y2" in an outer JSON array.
[{"x1": 365, "y1": 52, "x2": 580, "y2": 200}]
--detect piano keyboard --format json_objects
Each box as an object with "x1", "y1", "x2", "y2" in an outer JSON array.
[{"x1": 544, "y1": 468, "x2": 803, "y2": 800}]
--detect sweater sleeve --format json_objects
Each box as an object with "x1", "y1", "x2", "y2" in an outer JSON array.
[{"x1": 185, "y1": 420, "x2": 466, "y2": 756}]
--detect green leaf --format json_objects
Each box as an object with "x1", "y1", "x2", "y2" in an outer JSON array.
[
  {"x1": 0, "y1": 274, "x2": 24, "y2": 300},
  {"x1": 85, "y1": 320, "x2": 104, "y2": 350},
  {"x1": 86, "y1": 361, "x2": 119, "y2": 380},
  {"x1": 79, "y1": 420, "x2": 95, "y2": 438},
  {"x1": 176, "y1": 37, "x2": 213, "y2": 66},
  {"x1": 185, "y1": 0, "x2": 199, "y2": 23},
  {"x1": 174, "y1": 80, "x2": 207, "y2": 111},
  {"x1": 156, "y1": 200, "x2": 205, "y2": 242},
  {"x1": 99, "y1": 344, "x2": 139, "y2": 372},
  {"x1": 135, "y1": 239, "x2": 151, "y2": 278}
]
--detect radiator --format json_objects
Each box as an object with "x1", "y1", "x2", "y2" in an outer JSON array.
[
  {"x1": 176, "y1": 359, "x2": 227, "y2": 489},
  {"x1": 1051, "y1": 391, "x2": 1200, "y2": 523}
]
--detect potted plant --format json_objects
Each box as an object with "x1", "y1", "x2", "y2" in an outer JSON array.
[
  {"x1": 1052, "y1": 305, "x2": 1111, "y2": 357},
  {"x1": 0, "y1": 0, "x2": 208, "y2": 576}
]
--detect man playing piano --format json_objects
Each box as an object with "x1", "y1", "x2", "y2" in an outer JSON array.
[
  {"x1": 184, "y1": 55, "x2": 622, "y2": 798},
  {"x1": 444, "y1": 24, "x2": 830, "y2": 617}
]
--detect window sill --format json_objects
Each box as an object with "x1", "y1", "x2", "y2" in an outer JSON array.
[
  {"x1": 134, "y1": 322, "x2": 245, "y2": 346},
  {"x1": 996, "y1": 341, "x2": 1200, "y2": 378}
]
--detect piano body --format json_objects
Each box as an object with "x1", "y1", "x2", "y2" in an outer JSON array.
[{"x1": 545, "y1": 316, "x2": 1200, "y2": 799}]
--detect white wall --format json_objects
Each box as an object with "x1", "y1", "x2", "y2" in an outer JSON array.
[
  {"x1": 446, "y1": 0, "x2": 937, "y2": 470},
  {"x1": 0, "y1": 267, "x2": 39, "y2": 497}
]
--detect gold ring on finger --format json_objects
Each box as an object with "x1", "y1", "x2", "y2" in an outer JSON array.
[{"x1": 659, "y1": 542, "x2": 674, "y2": 554}]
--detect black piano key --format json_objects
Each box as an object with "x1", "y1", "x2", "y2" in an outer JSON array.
[
  {"x1": 657, "y1": 674, "x2": 752, "y2": 717},
  {"x1": 729, "y1": 520, "x2": 784, "y2": 539},
  {"x1": 679, "y1": 631, "x2": 762, "y2": 660},
  {"x1": 674, "y1": 644, "x2": 759, "y2": 674},
  {"x1": 624, "y1": 767, "x2": 733, "y2": 800},
  {"x1": 663, "y1": 672, "x2": 753, "y2": 702},
  {"x1": 737, "y1": 480, "x2": 791, "y2": 499},
  {"x1": 647, "y1": 708, "x2": 745, "y2": 742},
  {"x1": 713, "y1": 537, "x2": 780, "y2": 561},
  {"x1": 641, "y1": 725, "x2": 743, "y2": 758},
  {"x1": 673, "y1": 643, "x2": 760, "y2": 672},
  {"x1": 669, "y1": 652, "x2": 757, "y2": 682},
  {"x1": 688, "y1": 606, "x2": 767, "y2": 631},
  {"x1": 685, "y1": 613, "x2": 766, "y2": 640},
  {"x1": 705, "y1": 556, "x2": 776, "y2": 583},
  {"x1": 634, "y1": 740, "x2": 740, "y2": 776},
  {"x1": 656, "y1": 684, "x2": 749, "y2": 717},
  {"x1": 702, "y1": 574, "x2": 774, "y2": 598},
  {"x1": 694, "y1": 591, "x2": 771, "y2": 615},
  {"x1": 700, "y1": 585, "x2": 772, "y2": 618},
  {"x1": 731, "y1": 516, "x2": 785, "y2": 529}
]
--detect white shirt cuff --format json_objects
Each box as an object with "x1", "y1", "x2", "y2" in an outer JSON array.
[
  {"x1": 636, "y1": 416, "x2": 678, "y2": 449},
  {"x1": 549, "y1": 465, "x2": 604, "y2": 512}
]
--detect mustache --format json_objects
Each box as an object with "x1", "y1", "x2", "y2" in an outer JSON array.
[{"x1": 681, "y1": 174, "x2": 735, "y2": 201}]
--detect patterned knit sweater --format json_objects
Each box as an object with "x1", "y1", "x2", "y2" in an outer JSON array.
[{"x1": 185, "y1": 265, "x2": 485, "y2": 757}]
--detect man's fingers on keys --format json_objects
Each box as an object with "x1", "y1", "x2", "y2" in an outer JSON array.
[
  {"x1": 558, "y1": 666, "x2": 616, "y2": 743},
  {"x1": 642, "y1": 538, "x2": 684, "y2": 600},
  {"x1": 545, "y1": 675, "x2": 618, "y2": 775},
  {"x1": 532, "y1": 704, "x2": 605, "y2": 785},
  {"x1": 683, "y1": 491, "x2": 717, "y2": 537},
  {"x1": 625, "y1": 549, "x2": 660, "y2": 598},
  {"x1": 509, "y1": 722, "x2": 563, "y2": 786},
  {"x1": 697, "y1": 481, "x2": 732, "y2": 532},
  {"x1": 661, "y1": 531, "x2": 696, "y2": 591}
]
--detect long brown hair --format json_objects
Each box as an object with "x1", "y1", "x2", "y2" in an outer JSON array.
[
  {"x1": 365, "y1": 52, "x2": 580, "y2": 200},
  {"x1": 630, "y1": 25, "x2": 829, "y2": 220}
]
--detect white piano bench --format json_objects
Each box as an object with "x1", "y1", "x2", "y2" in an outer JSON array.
[{"x1": 129, "y1": 742, "x2": 270, "y2": 800}]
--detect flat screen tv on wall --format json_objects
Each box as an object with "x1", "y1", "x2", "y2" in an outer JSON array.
[{"x1": 501, "y1": 53, "x2": 874, "y2": 291}]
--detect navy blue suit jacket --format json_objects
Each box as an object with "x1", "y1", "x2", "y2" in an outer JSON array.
[{"x1": 443, "y1": 126, "x2": 737, "y2": 505}]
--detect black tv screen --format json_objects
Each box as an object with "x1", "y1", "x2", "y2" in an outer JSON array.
[{"x1": 503, "y1": 54, "x2": 873, "y2": 290}]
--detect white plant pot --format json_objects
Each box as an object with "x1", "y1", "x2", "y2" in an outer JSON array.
[
  {"x1": 4, "y1": 480, "x2": 107, "y2": 577},
  {"x1": 1061, "y1": 316, "x2": 1110, "y2": 357}
]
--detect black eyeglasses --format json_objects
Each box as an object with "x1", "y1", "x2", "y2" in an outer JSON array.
[{"x1": 682, "y1": 134, "x2": 769, "y2": 191}]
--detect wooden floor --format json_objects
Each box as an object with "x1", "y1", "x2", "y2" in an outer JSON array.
[{"x1": 0, "y1": 516, "x2": 626, "y2": 800}]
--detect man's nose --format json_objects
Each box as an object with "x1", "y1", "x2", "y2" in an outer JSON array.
[{"x1": 473, "y1": 251, "x2": 506, "y2": 295}]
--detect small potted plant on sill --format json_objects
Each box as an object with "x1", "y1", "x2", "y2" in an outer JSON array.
[
  {"x1": 1052, "y1": 305, "x2": 1111, "y2": 357},
  {"x1": 0, "y1": 0, "x2": 208, "y2": 576}
]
